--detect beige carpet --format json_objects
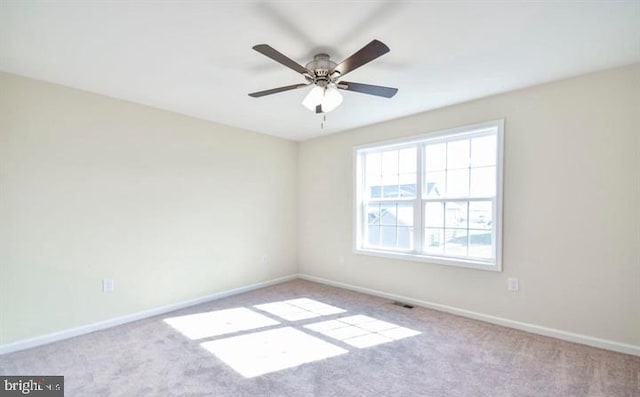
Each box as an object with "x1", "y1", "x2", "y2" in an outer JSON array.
[{"x1": 1, "y1": 279, "x2": 638, "y2": 396}]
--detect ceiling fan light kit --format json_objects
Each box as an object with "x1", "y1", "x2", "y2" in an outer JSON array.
[
  {"x1": 302, "y1": 85, "x2": 343, "y2": 113},
  {"x1": 249, "y1": 40, "x2": 398, "y2": 114}
]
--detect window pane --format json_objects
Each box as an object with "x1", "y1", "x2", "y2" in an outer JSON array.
[
  {"x1": 366, "y1": 174, "x2": 382, "y2": 199},
  {"x1": 365, "y1": 152, "x2": 382, "y2": 176},
  {"x1": 366, "y1": 225, "x2": 380, "y2": 247},
  {"x1": 396, "y1": 202, "x2": 414, "y2": 227},
  {"x1": 380, "y1": 203, "x2": 397, "y2": 226},
  {"x1": 469, "y1": 201, "x2": 492, "y2": 230},
  {"x1": 424, "y1": 228, "x2": 444, "y2": 254},
  {"x1": 444, "y1": 229, "x2": 468, "y2": 256},
  {"x1": 471, "y1": 135, "x2": 496, "y2": 167},
  {"x1": 397, "y1": 227, "x2": 413, "y2": 250},
  {"x1": 424, "y1": 171, "x2": 445, "y2": 198},
  {"x1": 424, "y1": 143, "x2": 446, "y2": 171},
  {"x1": 446, "y1": 169, "x2": 469, "y2": 197},
  {"x1": 445, "y1": 201, "x2": 468, "y2": 229},
  {"x1": 364, "y1": 150, "x2": 384, "y2": 200},
  {"x1": 470, "y1": 166, "x2": 496, "y2": 197},
  {"x1": 399, "y1": 173, "x2": 416, "y2": 198},
  {"x1": 380, "y1": 226, "x2": 397, "y2": 248},
  {"x1": 382, "y1": 174, "x2": 399, "y2": 198},
  {"x1": 382, "y1": 150, "x2": 398, "y2": 175},
  {"x1": 366, "y1": 203, "x2": 381, "y2": 225},
  {"x1": 399, "y1": 147, "x2": 417, "y2": 173},
  {"x1": 469, "y1": 230, "x2": 493, "y2": 259},
  {"x1": 424, "y1": 202, "x2": 444, "y2": 227},
  {"x1": 447, "y1": 139, "x2": 470, "y2": 169}
]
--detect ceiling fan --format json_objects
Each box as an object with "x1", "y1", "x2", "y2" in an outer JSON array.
[{"x1": 249, "y1": 40, "x2": 398, "y2": 114}]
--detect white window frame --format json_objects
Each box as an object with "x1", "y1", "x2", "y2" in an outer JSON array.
[{"x1": 353, "y1": 119, "x2": 504, "y2": 272}]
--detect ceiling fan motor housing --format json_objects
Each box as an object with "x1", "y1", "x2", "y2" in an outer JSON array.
[{"x1": 306, "y1": 53, "x2": 338, "y2": 87}]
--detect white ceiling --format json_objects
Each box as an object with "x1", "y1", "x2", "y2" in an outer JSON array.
[{"x1": 1, "y1": 1, "x2": 638, "y2": 141}]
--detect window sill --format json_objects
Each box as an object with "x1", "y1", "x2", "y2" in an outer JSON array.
[{"x1": 353, "y1": 248, "x2": 501, "y2": 272}]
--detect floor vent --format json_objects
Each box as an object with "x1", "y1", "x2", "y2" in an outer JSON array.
[{"x1": 392, "y1": 301, "x2": 414, "y2": 309}]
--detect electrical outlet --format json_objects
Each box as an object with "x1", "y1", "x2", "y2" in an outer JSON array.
[
  {"x1": 103, "y1": 278, "x2": 114, "y2": 293},
  {"x1": 507, "y1": 277, "x2": 519, "y2": 292},
  {"x1": 338, "y1": 255, "x2": 345, "y2": 264},
  {"x1": 262, "y1": 254, "x2": 269, "y2": 264}
]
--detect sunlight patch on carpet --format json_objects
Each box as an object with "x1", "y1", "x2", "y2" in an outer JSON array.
[
  {"x1": 304, "y1": 315, "x2": 420, "y2": 348},
  {"x1": 201, "y1": 327, "x2": 348, "y2": 378},
  {"x1": 163, "y1": 307, "x2": 279, "y2": 340},
  {"x1": 253, "y1": 298, "x2": 346, "y2": 321}
]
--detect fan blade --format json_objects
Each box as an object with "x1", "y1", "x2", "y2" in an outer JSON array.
[
  {"x1": 252, "y1": 44, "x2": 309, "y2": 75},
  {"x1": 249, "y1": 83, "x2": 309, "y2": 98},
  {"x1": 337, "y1": 81, "x2": 398, "y2": 98},
  {"x1": 331, "y1": 40, "x2": 390, "y2": 77}
]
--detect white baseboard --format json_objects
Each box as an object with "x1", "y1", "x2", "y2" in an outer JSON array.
[
  {"x1": 297, "y1": 273, "x2": 640, "y2": 357},
  {"x1": 4, "y1": 273, "x2": 638, "y2": 357},
  {"x1": 0, "y1": 274, "x2": 297, "y2": 355}
]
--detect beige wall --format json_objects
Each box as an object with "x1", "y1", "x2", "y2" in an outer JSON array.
[
  {"x1": 2, "y1": 65, "x2": 638, "y2": 350},
  {"x1": 0, "y1": 73, "x2": 298, "y2": 345},
  {"x1": 298, "y1": 64, "x2": 640, "y2": 346}
]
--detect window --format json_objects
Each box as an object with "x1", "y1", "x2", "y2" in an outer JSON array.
[{"x1": 354, "y1": 120, "x2": 504, "y2": 271}]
